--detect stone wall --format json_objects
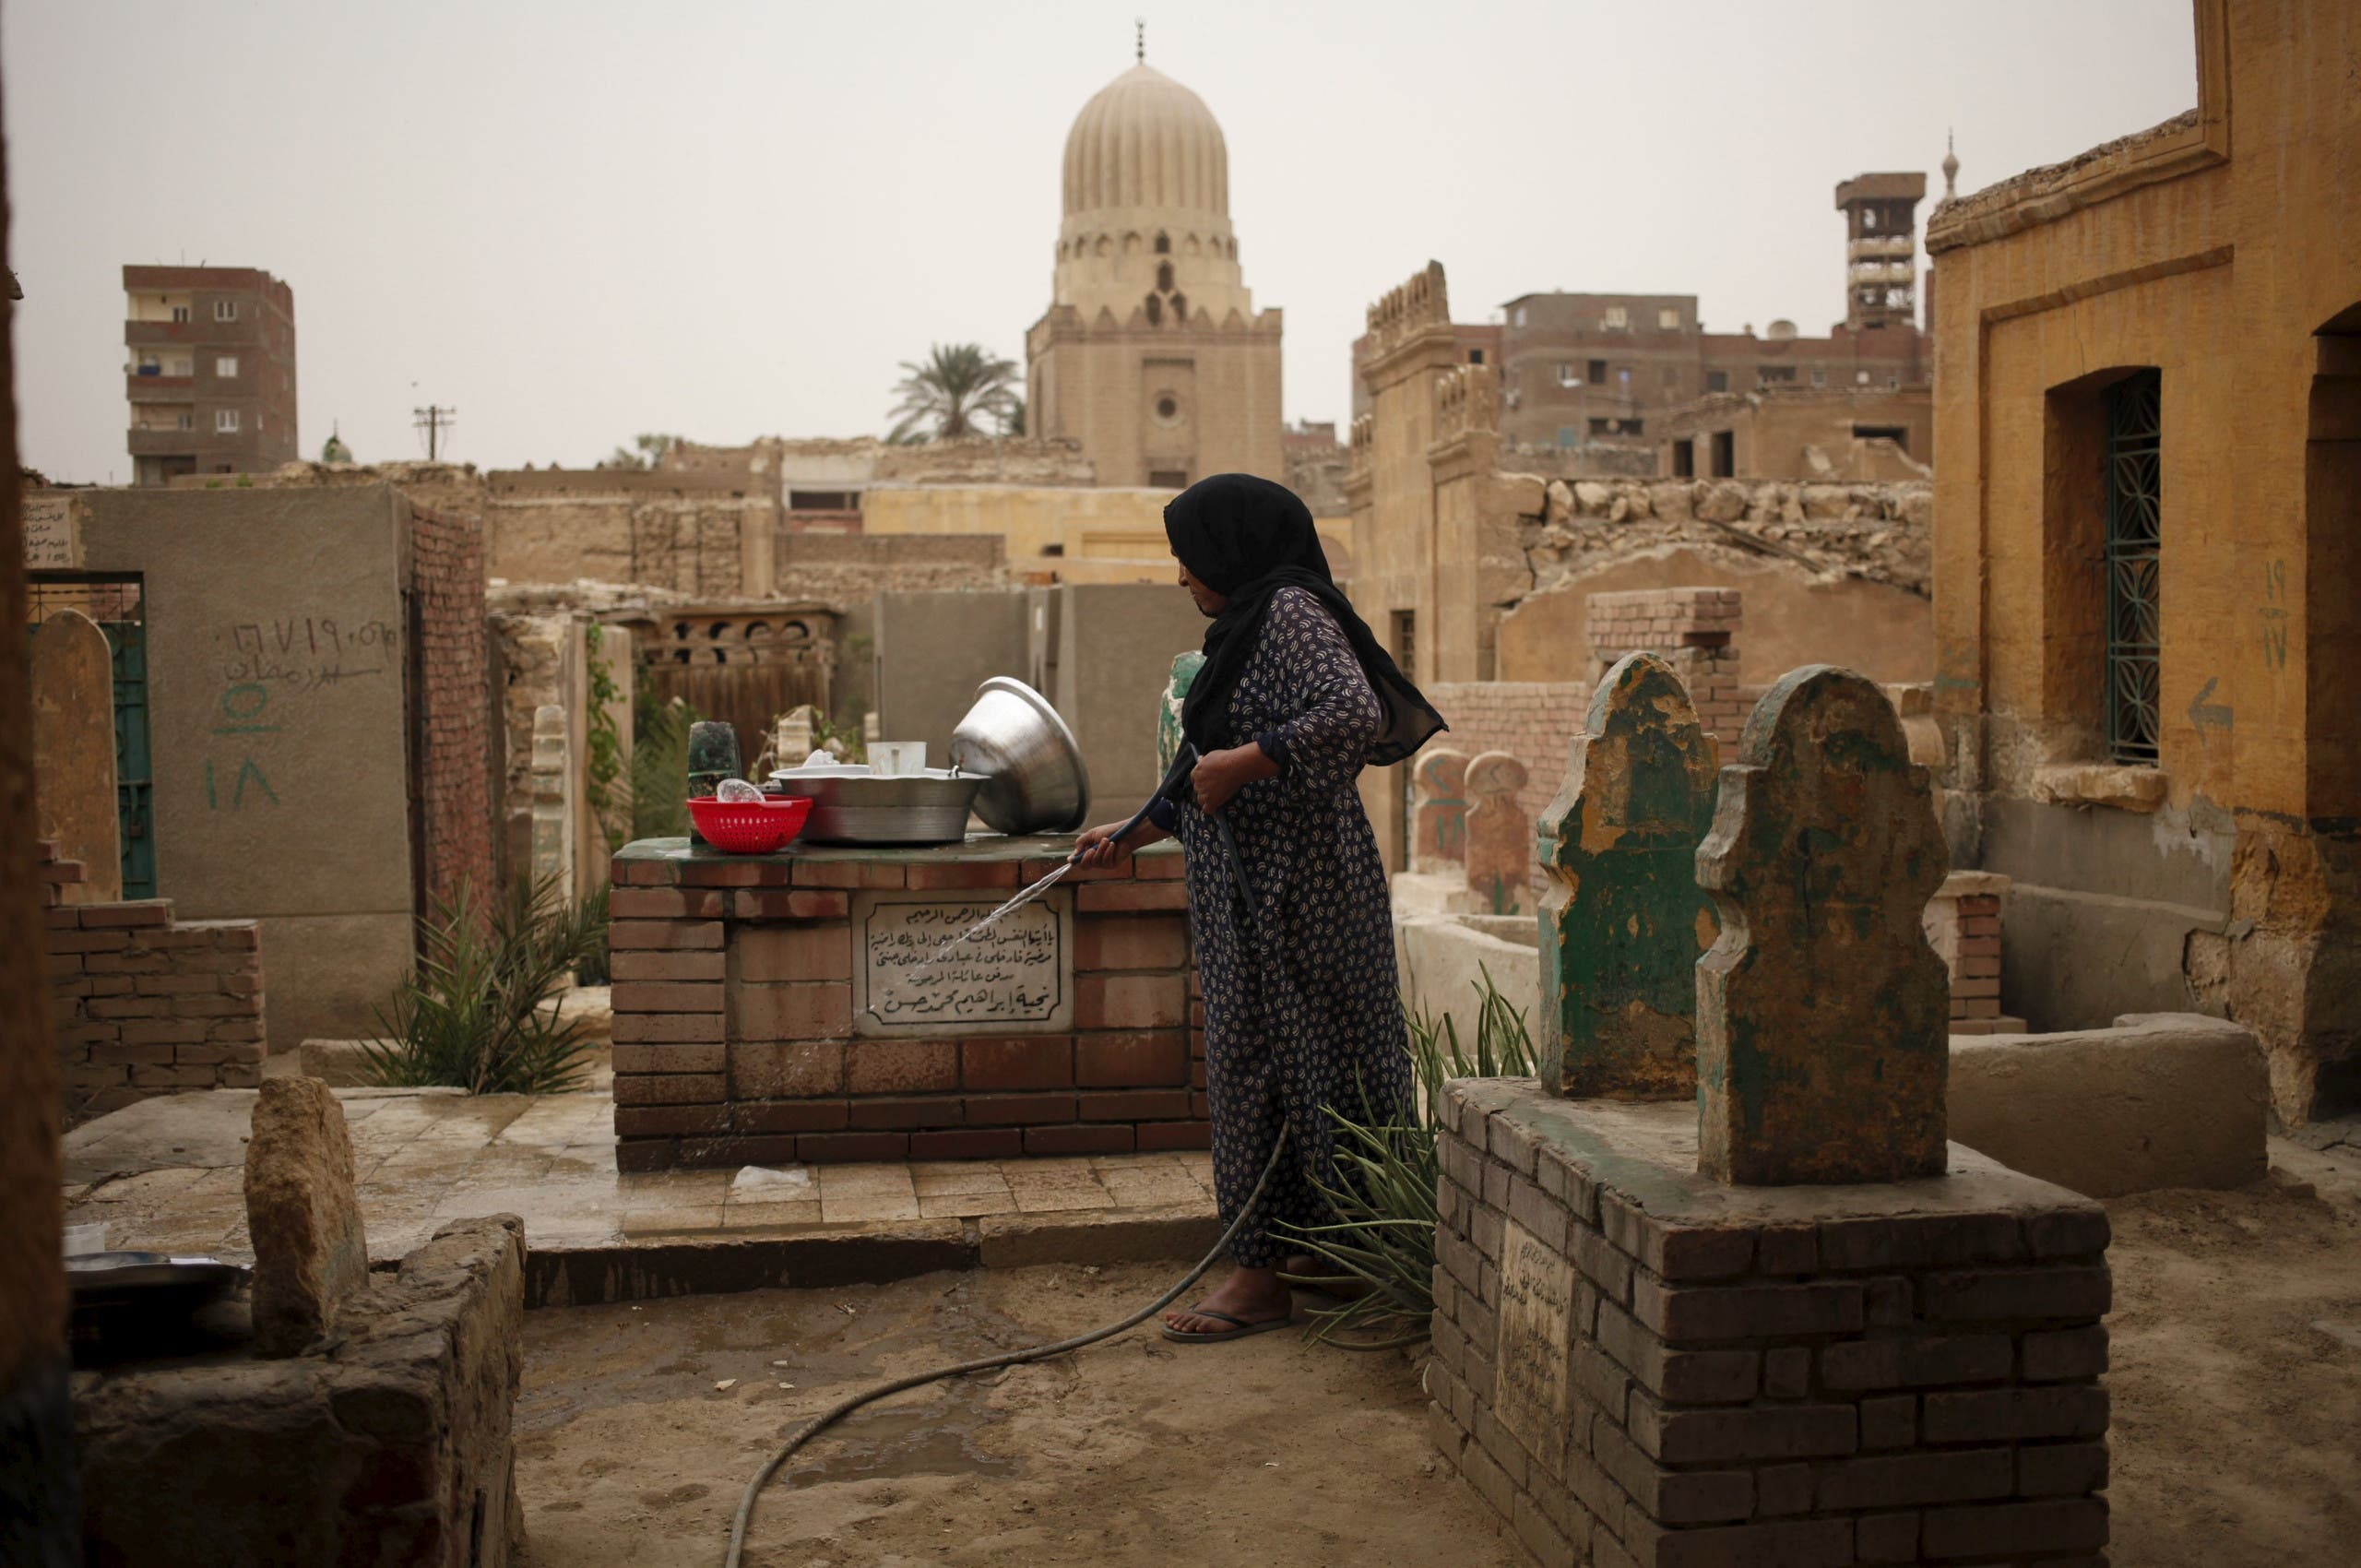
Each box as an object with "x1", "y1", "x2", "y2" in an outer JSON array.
[
  {"x1": 42, "y1": 840, "x2": 264, "y2": 1120},
  {"x1": 1431, "y1": 1088, "x2": 2113, "y2": 1568},
  {"x1": 409, "y1": 502, "x2": 496, "y2": 912},
  {"x1": 774, "y1": 532, "x2": 1009, "y2": 603},
  {"x1": 74, "y1": 1214, "x2": 526, "y2": 1568},
  {"x1": 607, "y1": 837, "x2": 1204, "y2": 1170},
  {"x1": 1525, "y1": 478, "x2": 1931, "y2": 600}
]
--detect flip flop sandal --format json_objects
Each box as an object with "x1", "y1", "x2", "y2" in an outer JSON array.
[{"x1": 1160, "y1": 1307, "x2": 1293, "y2": 1345}]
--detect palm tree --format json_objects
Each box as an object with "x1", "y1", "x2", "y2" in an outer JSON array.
[{"x1": 887, "y1": 344, "x2": 1022, "y2": 443}]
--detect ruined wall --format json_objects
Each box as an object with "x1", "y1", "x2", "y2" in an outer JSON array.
[
  {"x1": 43, "y1": 841, "x2": 264, "y2": 1121},
  {"x1": 484, "y1": 472, "x2": 771, "y2": 598},
  {"x1": 773, "y1": 532, "x2": 1009, "y2": 604},
  {"x1": 490, "y1": 613, "x2": 587, "y2": 892},
  {"x1": 871, "y1": 435, "x2": 1094, "y2": 486}
]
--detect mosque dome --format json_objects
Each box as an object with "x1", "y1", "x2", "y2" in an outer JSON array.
[{"x1": 1062, "y1": 64, "x2": 1228, "y2": 220}]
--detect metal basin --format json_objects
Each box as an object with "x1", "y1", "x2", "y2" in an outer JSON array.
[
  {"x1": 949, "y1": 677, "x2": 1091, "y2": 836},
  {"x1": 765, "y1": 768, "x2": 984, "y2": 846}
]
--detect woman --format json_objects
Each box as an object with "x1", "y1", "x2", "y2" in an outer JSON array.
[{"x1": 1074, "y1": 473, "x2": 1446, "y2": 1343}]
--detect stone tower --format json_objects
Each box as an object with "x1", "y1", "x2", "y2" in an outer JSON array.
[{"x1": 1026, "y1": 53, "x2": 1284, "y2": 490}]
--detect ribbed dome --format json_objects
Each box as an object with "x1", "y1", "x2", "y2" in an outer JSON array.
[{"x1": 1062, "y1": 65, "x2": 1228, "y2": 219}]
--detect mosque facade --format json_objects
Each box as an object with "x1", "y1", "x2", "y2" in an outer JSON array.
[{"x1": 1025, "y1": 56, "x2": 1284, "y2": 491}]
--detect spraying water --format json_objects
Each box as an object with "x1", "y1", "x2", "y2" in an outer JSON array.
[{"x1": 899, "y1": 862, "x2": 1071, "y2": 989}]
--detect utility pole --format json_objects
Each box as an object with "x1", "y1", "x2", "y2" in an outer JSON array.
[{"x1": 412, "y1": 404, "x2": 457, "y2": 459}]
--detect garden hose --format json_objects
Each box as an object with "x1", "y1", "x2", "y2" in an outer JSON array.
[{"x1": 721, "y1": 1123, "x2": 1290, "y2": 1568}]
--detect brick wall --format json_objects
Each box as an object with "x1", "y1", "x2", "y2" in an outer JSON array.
[
  {"x1": 606, "y1": 840, "x2": 1205, "y2": 1170},
  {"x1": 1923, "y1": 873, "x2": 2025, "y2": 1035},
  {"x1": 1585, "y1": 587, "x2": 1746, "y2": 748},
  {"x1": 42, "y1": 840, "x2": 265, "y2": 1120},
  {"x1": 409, "y1": 501, "x2": 495, "y2": 909},
  {"x1": 1430, "y1": 1083, "x2": 2112, "y2": 1567},
  {"x1": 1422, "y1": 682, "x2": 1592, "y2": 848}
]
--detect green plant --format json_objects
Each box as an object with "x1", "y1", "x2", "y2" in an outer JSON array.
[
  {"x1": 360, "y1": 875, "x2": 610, "y2": 1096},
  {"x1": 886, "y1": 342, "x2": 1022, "y2": 442},
  {"x1": 631, "y1": 695, "x2": 698, "y2": 840},
  {"x1": 583, "y1": 624, "x2": 628, "y2": 853},
  {"x1": 1276, "y1": 966, "x2": 1538, "y2": 1349}
]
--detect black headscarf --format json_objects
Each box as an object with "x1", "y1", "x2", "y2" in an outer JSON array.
[{"x1": 1164, "y1": 472, "x2": 1446, "y2": 769}]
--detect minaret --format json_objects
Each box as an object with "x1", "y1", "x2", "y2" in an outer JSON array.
[{"x1": 1833, "y1": 172, "x2": 1928, "y2": 332}]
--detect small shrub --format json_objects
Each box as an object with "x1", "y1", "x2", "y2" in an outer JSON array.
[
  {"x1": 361, "y1": 874, "x2": 610, "y2": 1096},
  {"x1": 1277, "y1": 966, "x2": 1538, "y2": 1349},
  {"x1": 630, "y1": 697, "x2": 698, "y2": 840}
]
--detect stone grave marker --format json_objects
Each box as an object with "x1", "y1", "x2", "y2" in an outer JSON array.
[
  {"x1": 1461, "y1": 751, "x2": 1529, "y2": 914},
  {"x1": 1536, "y1": 652, "x2": 1718, "y2": 1098},
  {"x1": 30, "y1": 609, "x2": 122, "y2": 903},
  {"x1": 1408, "y1": 746, "x2": 1469, "y2": 873},
  {"x1": 1695, "y1": 664, "x2": 1950, "y2": 1184},
  {"x1": 244, "y1": 1075, "x2": 371, "y2": 1356}
]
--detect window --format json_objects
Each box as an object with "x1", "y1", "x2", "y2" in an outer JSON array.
[
  {"x1": 1154, "y1": 232, "x2": 1170, "y2": 255},
  {"x1": 1555, "y1": 426, "x2": 1576, "y2": 448},
  {"x1": 1759, "y1": 366, "x2": 1797, "y2": 385},
  {"x1": 1711, "y1": 430, "x2": 1735, "y2": 478},
  {"x1": 176, "y1": 411, "x2": 193, "y2": 431},
  {"x1": 215, "y1": 408, "x2": 241, "y2": 433},
  {"x1": 1153, "y1": 394, "x2": 1180, "y2": 423},
  {"x1": 1658, "y1": 307, "x2": 1680, "y2": 330},
  {"x1": 1468, "y1": 349, "x2": 1484, "y2": 365},
  {"x1": 1145, "y1": 293, "x2": 1162, "y2": 326},
  {"x1": 213, "y1": 300, "x2": 239, "y2": 322},
  {"x1": 1169, "y1": 291, "x2": 1186, "y2": 320},
  {"x1": 1556, "y1": 362, "x2": 1577, "y2": 386},
  {"x1": 1706, "y1": 371, "x2": 1728, "y2": 394},
  {"x1": 1587, "y1": 359, "x2": 1608, "y2": 384},
  {"x1": 2102, "y1": 370, "x2": 2163, "y2": 763},
  {"x1": 170, "y1": 304, "x2": 190, "y2": 324},
  {"x1": 1157, "y1": 261, "x2": 1174, "y2": 292},
  {"x1": 136, "y1": 353, "x2": 160, "y2": 376},
  {"x1": 1853, "y1": 425, "x2": 1909, "y2": 451},
  {"x1": 1863, "y1": 209, "x2": 1880, "y2": 232},
  {"x1": 1148, "y1": 469, "x2": 1189, "y2": 489},
  {"x1": 166, "y1": 354, "x2": 191, "y2": 376},
  {"x1": 1513, "y1": 306, "x2": 1527, "y2": 327},
  {"x1": 216, "y1": 354, "x2": 239, "y2": 378},
  {"x1": 1589, "y1": 417, "x2": 1643, "y2": 436},
  {"x1": 1603, "y1": 306, "x2": 1628, "y2": 330},
  {"x1": 1672, "y1": 439, "x2": 1695, "y2": 478}
]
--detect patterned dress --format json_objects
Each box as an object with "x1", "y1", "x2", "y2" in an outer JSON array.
[{"x1": 1171, "y1": 587, "x2": 1415, "y2": 1267}]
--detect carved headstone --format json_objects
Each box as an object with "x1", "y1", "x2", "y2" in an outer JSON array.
[
  {"x1": 1537, "y1": 654, "x2": 1718, "y2": 1099},
  {"x1": 1695, "y1": 665, "x2": 1950, "y2": 1185},
  {"x1": 244, "y1": 1076, "x2": 370, "y2": 1356},
  {"x1": 1462, "y1": 752, "x2": 1531, "y2": 915},
  {"x1": 529, "y1": 703, "x2": 572, "y2": 896},
  {"x1": 30, "y1": 610, "x2": 122, "y2": 903},
  {"x1": 1409, "y1": 747, "x2": 1469, "y2": 873}
]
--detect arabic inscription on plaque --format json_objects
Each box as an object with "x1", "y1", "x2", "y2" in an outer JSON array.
[
  {"x1": 850, "y1": 888, "x2": 1074, "y2": 1037},
  {"x1": 1493, "y1": 1218, "x2": 1577, "y2": 1461}
]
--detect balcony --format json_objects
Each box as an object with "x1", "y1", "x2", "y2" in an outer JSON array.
[
  {"x1": 127, "y1": 428, "x2": 202, "y2": 457},
  {"x1": 126, "y1": 374, "x2": 194, "y2": 399}
]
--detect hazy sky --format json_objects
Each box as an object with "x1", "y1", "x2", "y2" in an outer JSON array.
[{"x1": 6, "y1": 1, "x2": 2198, "y2": 484}]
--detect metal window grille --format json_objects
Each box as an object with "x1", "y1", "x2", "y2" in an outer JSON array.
[{"x1": 2103, "y1": 371, "x2": 2163, "y2": 763}]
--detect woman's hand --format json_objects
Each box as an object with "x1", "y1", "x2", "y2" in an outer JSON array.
[
  {"x1": 1073, "y1": 819, "x2": 1149, "y2": 868},
  {"x1": 1191, "y1": 742, "x2": 1280, "y2": 815}
]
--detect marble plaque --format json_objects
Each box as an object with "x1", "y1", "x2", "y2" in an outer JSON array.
[
  {"x1": 1494, "y1": 1219, "x2": 1578, "y2": 1459},
  {"x1": 850, "y1": 887, "x2": 1074, "y2": 1038},
  {"x1": 23, "y1": 493, "x2": 81, "y2": 570}
]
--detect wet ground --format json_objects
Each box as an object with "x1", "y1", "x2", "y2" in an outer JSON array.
[{"x1": 516, "y1": 1261, "x2": 1522, "y2": 1568}]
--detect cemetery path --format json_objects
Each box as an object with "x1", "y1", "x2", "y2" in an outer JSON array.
[
  {"x1": 513, "y1": 1260, "x2": 1522, "y2": 1568},
  {"x1": 2106, "y1": 1139, "x2": 2361, "y2": 1567}
]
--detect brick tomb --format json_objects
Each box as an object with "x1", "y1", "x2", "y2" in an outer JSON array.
[
  {"x1": 1430, "y1": 667, "x2": 2110, "y2": 1565},
  {"x1": 608, "y1": 835, "x2": 1204, "y2": 1170}
]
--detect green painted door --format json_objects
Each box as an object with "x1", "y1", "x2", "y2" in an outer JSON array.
[{"x1": 108, "y1": 621, "x2": 156, "y2": 898}]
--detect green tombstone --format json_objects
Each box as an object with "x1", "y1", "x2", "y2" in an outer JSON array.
[
  {"x1": 1157, "y1": 651, "x2": 1204, "y2": 777},
  {"x1": 1536, "y1": 652, "x2": 1719, "y2": 1099},
  {"x1": 1695, "y1": 664, "x2": 1950, "y2": 1185}
]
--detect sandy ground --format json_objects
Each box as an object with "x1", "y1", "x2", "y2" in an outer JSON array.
[
  {"x1": 516, "y1": 1262, "x2": 1521, "y2": 1568},
  {"x1": 516, "y1": 1146, "x2": 2361, "y2": 1568}
]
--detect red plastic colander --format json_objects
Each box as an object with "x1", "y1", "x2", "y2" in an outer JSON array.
[{"x1": 686, "y1": 795, "x2": 813, "y2": 855}]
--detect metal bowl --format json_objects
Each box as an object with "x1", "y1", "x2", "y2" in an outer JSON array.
[
  {"x1": 949, "y1": 677, "x2": 1091, "y2": 836},
  {"x1": 765, "y1": 768, "x2": 984, "y2": 845}
]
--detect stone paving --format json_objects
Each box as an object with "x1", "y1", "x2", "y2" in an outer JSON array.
[{"x1": 62, "y1": 1082, "x2": 1217, "y2": 1267}]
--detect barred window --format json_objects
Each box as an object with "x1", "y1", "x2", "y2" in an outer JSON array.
[{"x1": 2102, "y1": 371, "x2": 2163, "y2": 763}]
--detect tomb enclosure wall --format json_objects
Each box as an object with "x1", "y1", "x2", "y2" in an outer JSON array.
[
  {"x1": 1430, "y1": 1087, "x2": 2112, "y2": 1568},
  {"x1": 42, "y1": 840, "x2": 264, "y2": 1120},
  {"x1": 607, "y1": 836, "x2": 1204, "y2": 1170}
]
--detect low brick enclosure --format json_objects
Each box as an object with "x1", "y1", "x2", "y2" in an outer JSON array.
[
  {"x1": 74, "y1": 1214, "x2": 525, "y2": 1567},
  {"x1": 608, "y1": 835, "x2": 1205, "y2": 1170},
  {"x1": 42, "y1": 839, "x2": 266, "y2": 1120},
  {"x1": 1430, "y1": 1087, "x2": 2112, "y2": 1568}
]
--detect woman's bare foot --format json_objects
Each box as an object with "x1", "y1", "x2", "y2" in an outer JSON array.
[{"x1": 1164, "y1": 1265, "x2": 1293, "y2": 1336}]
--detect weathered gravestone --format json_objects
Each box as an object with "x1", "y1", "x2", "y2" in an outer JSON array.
[
  {"x1": 1695, "y1": 664, "x2": 1950, "y2": 1184},
  {"x1": 30, "y1": 608, "x2": 122, "y2": 903},
  {"x1": 244, "y1": 1075, "x2": 371, "y2": 1356},
  {"x1": 1462, "y1": 752, "x2": 1531, "y2": 914},
  {"x1": 1408, "y1": 746, "x2": 1469, "y2": 873},
  {"x1": 1536, "y1": 653, "x2": 1718, "y2": 1098},
  {"x1": 529, "y1": 703, "x2": 572, "y2": 895}
]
